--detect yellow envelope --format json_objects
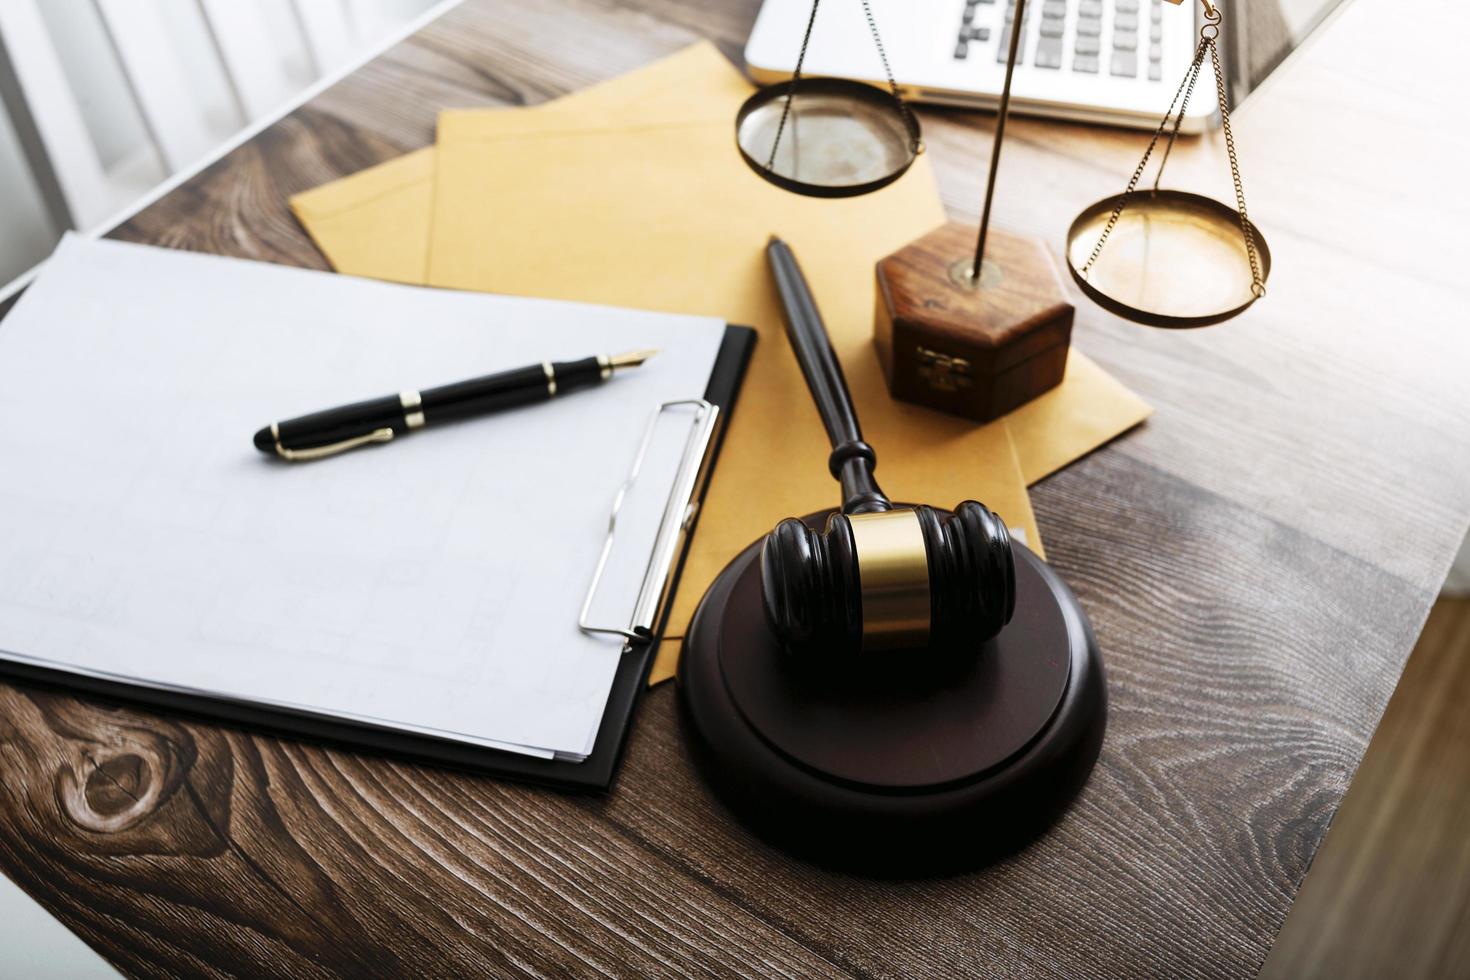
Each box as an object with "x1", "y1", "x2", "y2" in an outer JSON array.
[
  {"x1": 291, "y1": 42, "x2": 748, "y2": 284},
  {"x1": 1008, "y1": 352, "x2": 1150, "y2": 484},
  {"x1": 291, "y1": 146, "x2": 436, "y2": 284}
]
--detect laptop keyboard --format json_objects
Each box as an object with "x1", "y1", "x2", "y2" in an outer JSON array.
[{"x1": 954, "y1": 0, "x2": 1166, "y2": 79}]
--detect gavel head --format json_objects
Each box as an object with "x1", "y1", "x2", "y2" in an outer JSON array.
[{"x1": 759, "y1": 502, "x2": 1016, "y2": 656}]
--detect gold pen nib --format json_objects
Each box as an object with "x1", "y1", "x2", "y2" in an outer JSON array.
[{"x1": 607, "y1": 349, "x2": 658, "y2": 371}]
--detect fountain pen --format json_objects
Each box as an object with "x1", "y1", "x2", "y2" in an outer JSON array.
[{"x1": 254, "y1": 349, "x2": 657, "y2": 461}]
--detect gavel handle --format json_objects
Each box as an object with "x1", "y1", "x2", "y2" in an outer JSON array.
[{"x1": 766, "y1": 237, "x2": 891, "y2": 515}]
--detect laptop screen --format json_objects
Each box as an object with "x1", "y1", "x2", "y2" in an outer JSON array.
[{"x1": 1228, "y1": 0, "x2": 1347, "y2": 104}]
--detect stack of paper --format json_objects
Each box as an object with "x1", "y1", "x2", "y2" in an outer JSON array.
[{"x1": 290, "y1": 42, "x2": 1152, "y2": 684}]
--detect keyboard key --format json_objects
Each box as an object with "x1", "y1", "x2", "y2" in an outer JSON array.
[
  {"x1": 1115, "y1": 0, "x2": 1139, "y2": 11},
  {"x1": 956, "y1": 1, "x2": 989, "y2": 54},
  {"x1": 1074, "y1": 34, "x2": 1100, "y2": 54},
  {"x1": 1073, "y1": 53, "x2": 1100, "y2": 73},
  {"x1": 1149, "y1": 42, "x2": 1162, "y2": 60},
  {"x1": 1151, "y1": 5, "x2": 1163, "y2": 21},
  {"x1": 1036, "y1": 36, "x2": 1063, "y2": 68},
  {"x1": 1114, "y1": 11, "x2": 1138, "y2": 30},
  {"x1": 1080, "y1": 0, "x2": 1103, "y2": 14},
  {"x1": 1150, "y1": 22, "x2": 1162, "y2": 41},
  {"x1": 1076, "y1": 16, "x2": 1102, "y2": 35},
  {"x1": 1148, "y1": 62, "x2": 1162, "y2": 80},
  {"x1": 1113, "y1": 32, "x2": 1138, "y2": 51},
  {"x1": 1110, "y1": 49, "x2": 1137, "y2": 75},
  {"x1": 1043, "y1": 0, "x2": 1067, "y2": 16},
  {"x1": 1040, "y1": 18, "x2": 1065, "y2": 38},
  {"x1": 996, "y1": 29, "x2": 1025, "y2": 62}
]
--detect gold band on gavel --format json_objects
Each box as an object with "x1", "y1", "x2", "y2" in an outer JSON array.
[{"x1": 848, "y1": 509, "x2": 931, "y2": 651}]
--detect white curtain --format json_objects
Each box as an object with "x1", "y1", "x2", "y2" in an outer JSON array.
[{"x1": 0, "y1": 0, "x2": 443, "y2": 292}]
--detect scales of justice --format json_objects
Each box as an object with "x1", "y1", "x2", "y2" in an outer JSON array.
[{"x1": 678, "y1": 0, "x2": 1269, "y2": 872}]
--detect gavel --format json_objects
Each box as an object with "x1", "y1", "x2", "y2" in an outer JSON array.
[{"x1": 760, "y1": 237, "x2": 1017, "y2": 656}]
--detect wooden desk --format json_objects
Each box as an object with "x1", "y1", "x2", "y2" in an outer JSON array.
[{"x1": 1, "y1": 0, "x2": 1466, "y2": 976}]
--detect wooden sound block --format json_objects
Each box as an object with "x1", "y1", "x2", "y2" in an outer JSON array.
[
  {"x1": 677, "y1": 510, "x2": 1106, "y2": 875},
  {"x1": 874, "y1": 221, "x2": 1074, "y2": 422}
]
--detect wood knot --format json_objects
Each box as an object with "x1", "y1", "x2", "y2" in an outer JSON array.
[
  {"x1": 57, "y1": 735, "x2": 185, "y2": 835},
  {"x1": 85, "y1": 753, "x2": 152, "y2": 818}
]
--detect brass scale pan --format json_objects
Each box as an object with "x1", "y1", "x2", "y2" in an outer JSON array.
[
  {"x1": 735, "y1": 78, "x2": 921, "y2": 199},
  {"x1": 1066, "y1": 190, "x2": 1271, "y2": 329}
]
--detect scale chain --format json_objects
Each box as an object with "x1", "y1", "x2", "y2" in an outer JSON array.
[
  {"x1": 1080, "y1": 37, "x2": 1208, "y2": 278},
  {"x1": 767, "y1": 0, "x2": 919, "y2": 171},
  {"x1": 1081, "y1": 7, "x2": 1264, "y2": 299},
  {"x1": 859, "y1": 0, "x2": 920, "y2": 149},
  {"x1": 1151, "y1": 33, "x2": 1206, "y2": 195},
  {"x1": 1208, "y1": 34, "x2": 1265, "y2": 296},
  {"x1": 766, "y1": 0, "x2": 822, "y2": 170}
]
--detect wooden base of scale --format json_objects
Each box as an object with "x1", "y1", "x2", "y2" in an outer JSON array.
[{"x1": 874, "y1": 221, "x2": 1075, "y2": 423}]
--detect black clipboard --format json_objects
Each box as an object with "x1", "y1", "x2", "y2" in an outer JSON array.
[{"x1": 0, "y1": 324, "x2": 755, "y2": 792}]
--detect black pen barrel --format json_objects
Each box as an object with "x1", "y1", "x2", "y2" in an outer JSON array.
[
  {"x1": 422, "y1": 364, "x2": 549, "y2": 423},
  {"x1": 421, "y1": 357, "x2": 605, "y2": 423}
]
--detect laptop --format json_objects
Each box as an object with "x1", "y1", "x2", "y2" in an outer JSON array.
[{"x1": 744, "y1": 0, "x2": 1348, "y2": 132}]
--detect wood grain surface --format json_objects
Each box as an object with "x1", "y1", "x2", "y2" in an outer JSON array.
[{"x1": 2, "y1": 0, "x2": 1469, "y2": 976}]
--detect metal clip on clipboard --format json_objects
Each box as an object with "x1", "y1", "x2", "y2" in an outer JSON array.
[{"x1": 579, "y1": 398, "x2": 720, "y2": 646}]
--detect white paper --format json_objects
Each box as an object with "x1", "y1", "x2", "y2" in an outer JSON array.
[{"x1": 0, "y1": 236, "x2": 725, "y2": 759}]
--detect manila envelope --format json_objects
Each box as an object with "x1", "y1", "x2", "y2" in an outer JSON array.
[{"x1": 291, "y1": 42, "x2": 752, "y2": 285}]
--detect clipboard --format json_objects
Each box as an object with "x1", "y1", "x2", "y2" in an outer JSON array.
[{"x1": 0, "y1": 324, "x2": 755, "y2": 792}]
